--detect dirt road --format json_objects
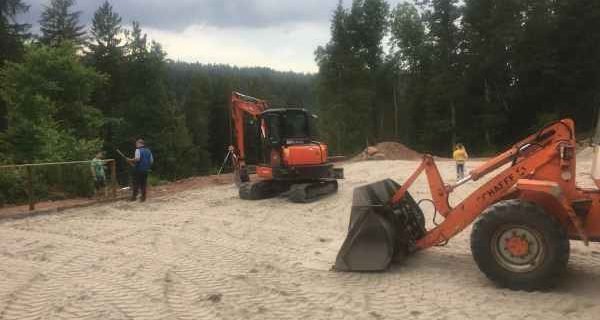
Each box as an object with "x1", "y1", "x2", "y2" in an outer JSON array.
[{"x1": 1, "y1": 159, "x2": 600, "y2": 320}]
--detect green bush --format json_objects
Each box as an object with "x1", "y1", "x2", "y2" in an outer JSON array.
[
  {"x1": 0, "y1": 170, "x2": 28, "y2": 206},
  {"x1": 148, "y1": 174, "x2": 168, "y2": 187},
  {"x1": 0, "y1": 163, "x2": 98, "y2": 206}
]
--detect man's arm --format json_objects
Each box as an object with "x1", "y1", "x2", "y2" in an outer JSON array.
[{"x1": 127, "y1": 149, "x2": 140, "y2": 165}]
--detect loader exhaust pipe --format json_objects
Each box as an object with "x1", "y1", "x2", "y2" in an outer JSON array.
[{"x1": 334, "y1": 179, "x2": 425, "y2": 271}]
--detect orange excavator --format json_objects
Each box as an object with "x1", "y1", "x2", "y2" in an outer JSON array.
[
  {"x1": 229, "y1": 92, "x2": 343, "y2": 202},
  {"x1": 335, "y1": 119, "x2": 600, "y2": 290}
]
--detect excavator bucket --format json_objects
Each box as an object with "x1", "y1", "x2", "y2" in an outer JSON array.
[{"x1": 334, "y1": 179, "x2": 425, "y2": 271}]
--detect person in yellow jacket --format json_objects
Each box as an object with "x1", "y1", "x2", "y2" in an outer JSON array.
[{"x1": 453, "y1": 143, "x2": 469, "y2": 179}]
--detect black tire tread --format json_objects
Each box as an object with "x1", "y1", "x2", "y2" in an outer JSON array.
[{"x1": 470, "y1": 199, "x2": 570, "y2": 291}]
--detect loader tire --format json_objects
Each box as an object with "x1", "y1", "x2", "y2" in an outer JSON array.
[{"x1": 470, "y1": 199, "x2": 570, "y2": 291}]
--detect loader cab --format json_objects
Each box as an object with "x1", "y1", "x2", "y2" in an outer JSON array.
[{"x1": 260, "y1": 108, "x2": 313, "y2": 147}]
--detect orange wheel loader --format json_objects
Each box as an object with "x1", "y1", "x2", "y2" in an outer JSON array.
[
  {"x1": 229, "y1": 92, "x2": 343, "y2": 202},
  {"x1": 335, "y1": 119, "x2": 600, "y2": 291}
]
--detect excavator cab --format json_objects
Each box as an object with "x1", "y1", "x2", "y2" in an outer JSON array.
[
  {"x1": 259, "y1": 109, "x2": 326, "y2": 168},
  {"x1": 261, "y1": 109, "x2": 313, "y2": 147}
]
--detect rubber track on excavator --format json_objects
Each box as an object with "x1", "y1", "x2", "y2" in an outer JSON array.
[
  {"x1": 239, "y1": 181, "x2": 279, "y2": 200},
  {"x1": 288, "y1": 180, "x2": 338, "y2": 203}
]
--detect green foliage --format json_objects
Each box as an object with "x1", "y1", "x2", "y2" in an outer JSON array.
[
  {"x1": 89, "y1": 1, "x2": 122, "y2": 56},
  {"x1": 315, "y1": 0, "x2": 388, "y2": 154},
  {"x1": 95, "y1": 21, "x2": 199, "y2": 181},
  {"x1": 39, "y1": 0, "x2": 86, "y2": 47},
  {"x1": 56, "y1": 165, "x2": 95, "y2": 197},
  {"x1": 318, "y1": 0, "x2": 600, "y2": 156},
  {"x1": 0, "y1": 43, "x2": 104, "y2": 163},
  {"x1": 347, "y1": 0, "x2": 390, "y2": 71},
  {"x1": 0, "y1": 0, "x2": 30, "y2": 63},
  {"x1": 0, "y1": 1, "x2": 318, "y2": 205},
  {"x1": 4, "y1": 0, "x2": 598, "y2": 208},
  {"x1": 86, "y1": 1, "x2": 126, "y2": 176},
  {"x1": 0, "y1": 169, "x2": 27, "y2": 206},
  {"x1": 390, "y1": 3, "x2": 428, "y2": 73},
  {"x1": 0, "y1": 0, "x2": 31, "y2": 132},
  {"x1": 0, "y1": 164, "x2": 96, "y2": 206},
  {"x1": 147, "y1": 174, "x2": 167, "y2": 187},
  {"x1": 183, "y1": 74, "x2": 212, "y2": 173},
  {"x1": 126, "y1": 21, "x2": 147, "y2": 59},
  {"x1": 166, "y1": 62, "x2": 317, "y2": 167}
]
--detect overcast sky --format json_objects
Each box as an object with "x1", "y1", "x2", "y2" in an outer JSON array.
[{"x1": 19, "y1": 0, "x2": 407, "y2": 73}]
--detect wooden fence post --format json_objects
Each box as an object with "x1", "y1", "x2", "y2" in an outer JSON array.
[
  {"x1": 26, "y1": 166, "x2": 34, "y2": 211},
  {"x1": 111, "y1": 160, "x2": 117, "y2": 198}
]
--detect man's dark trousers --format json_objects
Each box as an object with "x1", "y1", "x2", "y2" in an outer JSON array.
[{"x1": 132, "y1": 170, "x2": 148, "y2": 201}]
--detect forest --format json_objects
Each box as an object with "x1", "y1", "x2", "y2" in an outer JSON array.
[
  {"x1": 1, "y1": 0, "x2": 600, "y2": 204},
  {"x1": 316, "y1": 0, "x2": 600, "y2": 154},
  {"x1": 0, "y1": 0, "x2": 316, "y2": 185}
]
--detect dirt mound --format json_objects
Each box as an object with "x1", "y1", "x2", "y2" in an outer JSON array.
[
  {"x1": 354, "y1": 142, "x2": 422, "y2": 161},
  {"x1": 375, "y1": 142, "x2": 422, "y2": 160}
]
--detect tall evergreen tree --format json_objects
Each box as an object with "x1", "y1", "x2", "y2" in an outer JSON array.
[
  {"x1": 553, "y1": 0, "x2": 600, "y2": 134},
  {"x1": 87, "y1": 0, "x2": 125, "y2": 156},
  {"x1": 126, "y1": 21, "x2": 147, "y2": 60},
  {"x1": 461, "y1": 0, "x2": 522, "y2": 150},
  {"x1": 315, "y1": 0, "x2": 391, "y2": 153},
  {"x1": 88, "y1": 1, "x2": 122, "y2": 59},
  {"x1": 0, "y1": 43, "x2": 103, "y2": 162},
  {"x1": 390, "y1": 3, "x2": 428, "y2": 75},
  {"x1": 347, "y1": 0, "x2": 390, "y2": 71},
  {"x1": 419, "y1": 0, "x2": 463, "y2": 151},
  {"x1": 316, "y1": 1, "x2": 371, "y2": 153},
  {"x1": 39, "y1": 0, "x2": 86, "y2": 47},
  {"x1": 511, "y1": 0, "x2": 557, "y2": 132},
  {"x1": 0, "y1": 0, "x2": 29, "y2": 62},
  {"x1": 183, "y1": 74, "x2": 212, "y2": 172},
  {"x1": 347, "y1": 0, "x2": 390, "y2": 140},
  {"x1": 0, "y1": 0, "x2": 30, "y2": 132},
  {"x1": 389, "y1": 2, "x2": 431, "y2": 143},
  {"x1": 119, "y1": 22, "x2": 197, "y2": 179}
]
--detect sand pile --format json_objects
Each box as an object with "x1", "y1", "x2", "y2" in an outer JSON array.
[
  {"x1": 2, "y1": 159, "x2": 600, "y2": 319},
  {"x1": 354, "y1": 142, "x2": 422, "y2": 161},
  {"x1": 1, "y1": 159, "x2": 599, "y2": 319},
  {"x1": 578, "y1": 146, "x2": 595, "y2": 162}
]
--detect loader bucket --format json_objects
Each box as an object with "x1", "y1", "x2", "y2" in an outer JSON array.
[{"x1": 334, "y1": 179, "x2": 425, "y2": 272}]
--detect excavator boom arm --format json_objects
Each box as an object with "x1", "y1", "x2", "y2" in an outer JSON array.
[{"x1": 230, "y1": 92, "x2": 268, "y2": 166}]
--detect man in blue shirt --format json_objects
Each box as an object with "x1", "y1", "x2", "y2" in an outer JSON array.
[{"x1": 127, "y1": 138, "x2": 154, "y2": 202}]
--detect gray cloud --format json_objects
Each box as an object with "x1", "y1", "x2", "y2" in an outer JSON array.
[
  {"x1": 19, "y1": 0, "x2": 407, "y2": 31},
  {"x1": 16, "y1": 0, "x2": 408, "y2": 72},
  {"x1": 18, "y1": 0, "x2": 348, "y2": 31}
]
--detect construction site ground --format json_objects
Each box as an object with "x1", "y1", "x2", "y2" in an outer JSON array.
[{"x1": 1, "y1": 157, "x2": 600, "y2": 320}]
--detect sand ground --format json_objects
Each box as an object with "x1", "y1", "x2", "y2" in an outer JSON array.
[{"x1": 1, "y1": 159, "x2": 600, "y2": 320}]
